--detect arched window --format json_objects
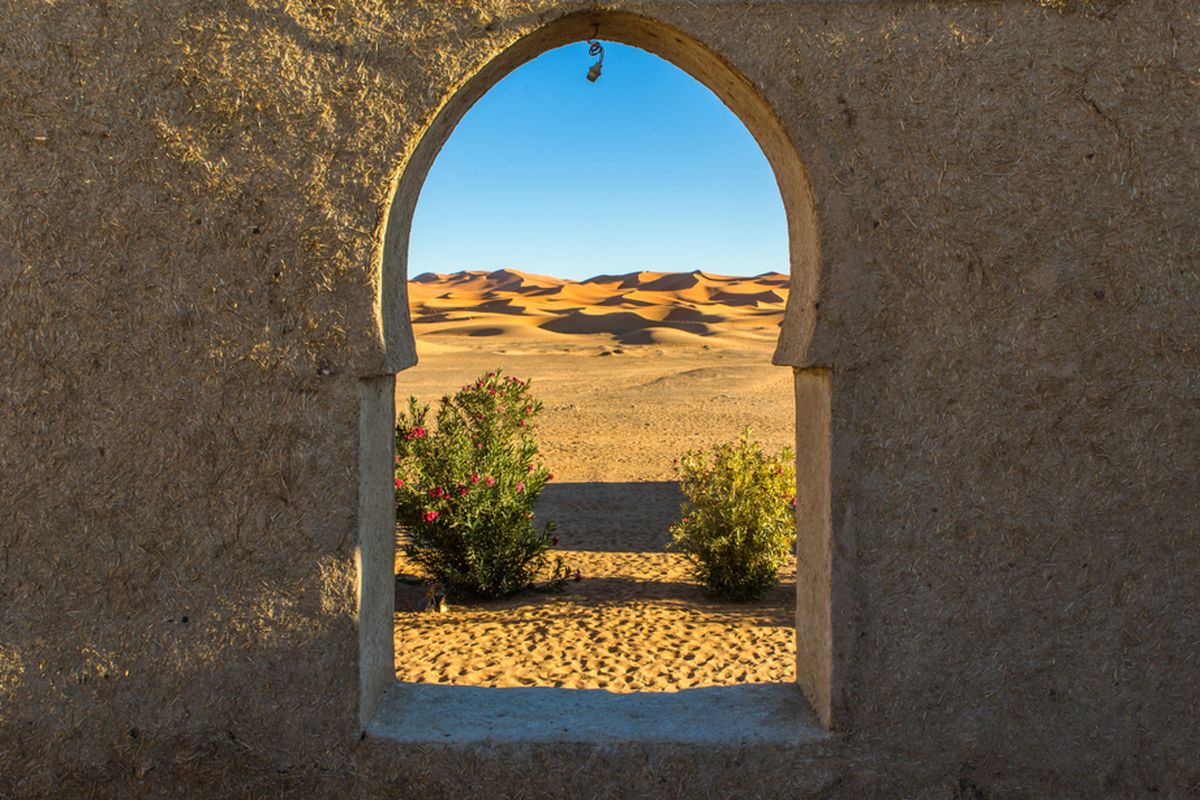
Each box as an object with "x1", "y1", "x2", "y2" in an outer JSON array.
[{"x1": 359, "y1": 11, "x2": 834, "y2": 740}]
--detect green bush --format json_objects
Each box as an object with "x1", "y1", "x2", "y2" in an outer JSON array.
[
  {"x1": 668, "y1": 432, "x2": 796, "y2": 601},
  {"x1": 394, "y1": 370, "x2": 568, "y2": 598}
]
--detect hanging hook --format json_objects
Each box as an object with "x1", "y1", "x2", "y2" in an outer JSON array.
[{"x1": 585, "y1": 28, "x2": 605, "y2": 82}]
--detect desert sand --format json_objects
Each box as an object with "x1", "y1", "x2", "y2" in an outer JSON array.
[{"x1": 394, "y1": 269, "x2": 796, "y2": 691}]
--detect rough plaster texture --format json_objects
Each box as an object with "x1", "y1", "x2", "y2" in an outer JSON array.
[{"x1": 1, "y1": 1, "x2": 1197, "y2": 797}]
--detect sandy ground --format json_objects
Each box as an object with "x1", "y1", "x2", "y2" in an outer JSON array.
[{"x1": 394, "y1": 270, "x2": 796, "y2": 691}]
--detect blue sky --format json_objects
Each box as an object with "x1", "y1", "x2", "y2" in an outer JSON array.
[{"x1": 408, "y1": 42, "x2": 788, "y2": 282}]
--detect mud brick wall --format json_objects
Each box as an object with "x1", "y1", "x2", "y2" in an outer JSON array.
[{"x1": 1, "y1": 2, "x2": 1196, "y2": 797}]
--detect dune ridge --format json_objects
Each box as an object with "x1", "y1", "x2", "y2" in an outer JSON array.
[{"x1": 408, "y1": 269, "x2": 789, "y2": 346}]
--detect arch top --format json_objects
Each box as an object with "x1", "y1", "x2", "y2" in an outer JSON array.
[{"x1": 376, "y1": 9, "x2": 822, "y2": 376}]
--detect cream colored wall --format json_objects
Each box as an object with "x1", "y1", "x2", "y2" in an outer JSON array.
[{"x1": 1, "y1": 2, "x2": 1196, "y2": 797}]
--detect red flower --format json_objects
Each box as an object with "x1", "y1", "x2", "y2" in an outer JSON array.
[
  {"x1": 459, "y1": 486, "x2": 468, "y2": 497},
  {"x1": 470, "y1": 473, "x2": 480, "y2": 484},
  {"x1": 524, "y1": 405, "x2": 533, "y2": 415},
  {"x1": 484, "y1": 476, "x2": 495, "y2": 487},
  {"x1": 428, "y1": 486, "x2": 445, "y2": 499},
  {"x1": 405, "y1": 426, "x2": 427, "y2": 441},
  {"x1": 394, "y1": 478, "x2": 405, "y2": 489},
  {"x1": 422, "y1": 510, "x2": 439, "y2": 523},
  {"x1": 516, "y1": 482, "x2": 524, "y2": 493},
  {"x1": 518, "y1": 419, "x2": 525, "y2": 427}
]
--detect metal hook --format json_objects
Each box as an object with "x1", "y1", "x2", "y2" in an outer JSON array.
[{"x1": 585, "y1": 28, "x2": 605, "y2": 82}]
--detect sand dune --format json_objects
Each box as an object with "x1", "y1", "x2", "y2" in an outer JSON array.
[
  {"x1": 395, "y1": 268, "x2": 796, "y2": 693},
  {"x1": 408, "y1": 269, "x2": 789, "y2": 346}
]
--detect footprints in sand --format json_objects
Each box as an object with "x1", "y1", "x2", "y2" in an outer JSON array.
[{"x1": 394, "y1": 543, "x2": 796, "y2": 691}]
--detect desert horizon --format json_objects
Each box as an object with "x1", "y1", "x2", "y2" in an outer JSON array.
[
  {"x1": 394, "y1": 268, "x2": 797, "y2": 691},
  {"x1": 407, "y1": 267, "x2": 789, "y2": 349}
]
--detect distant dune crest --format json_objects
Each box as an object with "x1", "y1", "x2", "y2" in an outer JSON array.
[{"x1": 408, "y1": 269, "x2": 790, "y2": 346}]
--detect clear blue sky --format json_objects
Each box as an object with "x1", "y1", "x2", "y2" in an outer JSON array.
[{"x1": 408, "y1": 42, "x2": 788, "y2": 282}]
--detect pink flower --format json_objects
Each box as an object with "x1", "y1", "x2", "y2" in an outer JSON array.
[
  {"x1": 484, "y1": 476, "x2": 495, "y2": 487},
  {"x1": 497, "y1": 405, "x2": 504, "y2": 413},
  {"x1": 470, "y1": 473, "x2": 480, "y2": 484},
  {"x1": 518, "y1": 420, "x2": 526, "y2": 427},
  {"x1": 488, "y1": 388, "x2": 496, "y2": 395},
  {"x1": 681, "y1": 516, "x2": 690, "y2": 524},
  {"x1": 459, "y1": 486, "x2": 469, "y2": 497},
  {"x1": 422, "y1": 510, "x2": 438, "y2": 523},
  {"x1": 405, "y1": 426, "x2": 427, "y2": 441},
  {"x1": 516, "y1": 482, "x2": 524, "y2": 493},
  {"x1": 524, "y1": 405, "x2": 532, "y2": 415},
  {"x1": 394, "y1": 478, "x2": 405, "y2": 489},
  {"x1": 476, "y1": 442, "x2": 483, "y2": 449},
  {"x1": 429, "y1": 487, "x2": 445, "y2": 499}
]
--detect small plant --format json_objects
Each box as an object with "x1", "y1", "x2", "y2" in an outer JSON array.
[
  {"x1": 394, "y1": 370, "x2": 569, "y2": 598},
  {"x1": 668, "y1": 432, "x2": 796, "y2": 601}
]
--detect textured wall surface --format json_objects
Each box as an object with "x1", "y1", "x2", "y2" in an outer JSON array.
[{"x1": 1, "y1": 1, "x2": 1197, "y2": 797}]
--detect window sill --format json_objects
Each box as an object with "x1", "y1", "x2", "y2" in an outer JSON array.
[{"x1": 367, "y1": 681, "x2": 827, "y2": 745}]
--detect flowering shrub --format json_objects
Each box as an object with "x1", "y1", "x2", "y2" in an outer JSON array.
[
  {"x1": 668, "y1": 432, "x2": 796, "y2": 601},
  {"x1": 394, "y1": 370, "x2": 568, "y2": 598}
]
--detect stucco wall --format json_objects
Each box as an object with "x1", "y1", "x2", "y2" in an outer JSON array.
[{"x1": 1, "y1": 1, "x2": 1196, "y2": 797}]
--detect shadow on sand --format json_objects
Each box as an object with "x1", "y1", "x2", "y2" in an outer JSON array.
[{"x1": 533, "y1": 481, "x2": 684, "y2": 553}]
